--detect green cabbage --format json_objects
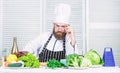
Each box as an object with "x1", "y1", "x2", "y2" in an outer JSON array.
[
  {"x1": 80, "y1": 57, "x2": 92, "y2": 67},
  {"x1": 84, "y1": 49, "x2": 104, "y2": 65}
]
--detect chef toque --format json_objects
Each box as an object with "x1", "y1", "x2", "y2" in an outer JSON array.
[{"x1": 54, "y1": 3, "x2": 71, "y2": 24}]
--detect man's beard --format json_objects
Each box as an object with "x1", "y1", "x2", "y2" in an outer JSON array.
[{"x1": 53, "y1": 30, "x2": 66, "y2": 40}]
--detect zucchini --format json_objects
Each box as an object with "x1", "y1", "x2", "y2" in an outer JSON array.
[{"x1": 8, "y1": 63, "x2": 23, "y2": 67}]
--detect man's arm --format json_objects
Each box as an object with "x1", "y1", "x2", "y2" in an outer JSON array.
[{"x1": 65, "y1": 25, "x2": 76, "y2": 48}]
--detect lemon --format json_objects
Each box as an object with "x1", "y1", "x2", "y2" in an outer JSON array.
[{"x1": 6, "y1": 54, "x2": 18, "y2": 63}]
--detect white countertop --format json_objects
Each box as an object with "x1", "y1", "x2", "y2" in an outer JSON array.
[{"x1": 0, "y1": 66, "x2": 120, "y2": 73}]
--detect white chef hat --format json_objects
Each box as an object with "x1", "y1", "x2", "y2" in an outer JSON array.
[{"x1": 54, "y1": 3, "x2": 71, "y2": 24}]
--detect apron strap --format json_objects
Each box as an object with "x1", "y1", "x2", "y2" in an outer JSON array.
[
  {"x1": 43, "y1": 33, "x2": 66, "y2": 50},
  {"x1": 43, "y1": 33, "x2": 53, "y2": 49}
]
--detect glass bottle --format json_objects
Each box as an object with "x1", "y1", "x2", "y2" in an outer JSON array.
[{"x1": 11, "y1": 37, "x2": 19, "y2": 54}]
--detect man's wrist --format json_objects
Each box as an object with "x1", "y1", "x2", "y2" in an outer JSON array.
[{"x1": 70, "y1": 39, "x2": 76, "y2": 48}]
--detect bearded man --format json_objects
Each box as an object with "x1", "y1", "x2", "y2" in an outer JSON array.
[{"x1": 23, "y1": 3, "x2": 79, "y2": 63}]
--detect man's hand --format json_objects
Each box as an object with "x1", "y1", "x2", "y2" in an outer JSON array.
[{"x1": 65, "y1": 25, "x2": 76, "y2": 48}]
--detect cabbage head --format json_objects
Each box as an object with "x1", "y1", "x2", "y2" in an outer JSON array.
[
  {"x1": 84, "y1": 49, "x2": 104, "y2": 65},
  {"x1": 80, "y1": 57, "x2": 92, "y2": 67}
]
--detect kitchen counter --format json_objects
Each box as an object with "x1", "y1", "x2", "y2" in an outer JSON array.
[{"x1": 0, "y1": 66, "x2": 120, "y2": 73}]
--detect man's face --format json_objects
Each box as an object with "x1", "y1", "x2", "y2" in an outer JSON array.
[{"x1": 53, "y1": 23, "x2": 68, "y2": 40}]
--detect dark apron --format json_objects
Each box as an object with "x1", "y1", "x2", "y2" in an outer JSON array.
[{"x1": 38, "y1": 34, "x2": 66, "y2": 62}]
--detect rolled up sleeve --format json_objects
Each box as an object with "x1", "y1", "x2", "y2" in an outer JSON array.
[{"x1": 65, "y1": 35, "x2": 79, "y2": 55}]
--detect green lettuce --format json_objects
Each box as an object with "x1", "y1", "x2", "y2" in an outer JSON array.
[{"x1": 18, "y1": 53, "x2": 40, "y2": 68}]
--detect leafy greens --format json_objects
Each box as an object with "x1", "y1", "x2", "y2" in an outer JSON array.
[{"x1": 18, "y1": 53, "x2": 40, "y2": 68}]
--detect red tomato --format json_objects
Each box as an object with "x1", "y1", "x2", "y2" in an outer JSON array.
[{"x1": 4, "y1": 62, "x2": 10, "y2": 67}]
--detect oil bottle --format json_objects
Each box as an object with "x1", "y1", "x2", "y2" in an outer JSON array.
[{"x1": 11, "y1": 37, "x2": 19, "y2": 54}]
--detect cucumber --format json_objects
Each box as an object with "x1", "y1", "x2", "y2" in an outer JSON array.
[{"x1": 8, "y1": 63, "x2": 23, "y2": 67}]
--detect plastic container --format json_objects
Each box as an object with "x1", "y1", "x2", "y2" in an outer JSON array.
[
  {"x1": 60, "y1": 59, "x2": 66, "y2": 66},
  {"x1": 102, "y1": 47, "x2": 115, "y2": 67}
]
